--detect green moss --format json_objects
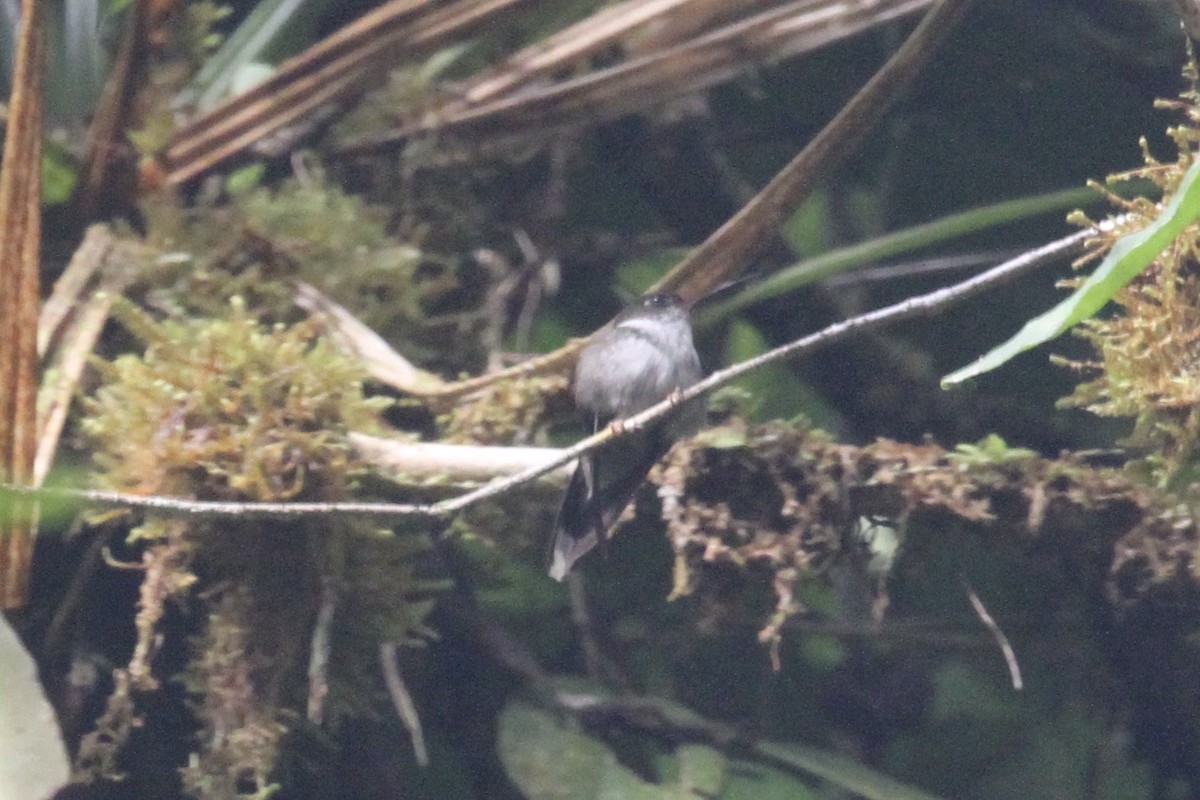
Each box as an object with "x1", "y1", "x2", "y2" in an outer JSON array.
[
  {"x1": 136, "y1": 175, "x2": 489, "y2": 374},
  {"x1": 1058, "y1": 58, "x2": 1200, "y2": 488},
  {"x1": 438, "y1": 373, "x2": 568, "y2": 444},
  {"x1": 78, "y1": 301, "x2": 441, "y2": 798},
  {"x1": 83, "y1": 297, "x2": 388, "y2": 501}
]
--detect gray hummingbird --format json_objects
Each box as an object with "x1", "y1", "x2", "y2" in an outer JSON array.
[{"x1": 548, "y1": 292, "x2": 703, "y2": 581}]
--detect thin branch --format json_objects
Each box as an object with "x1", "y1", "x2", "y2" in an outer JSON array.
[
  {"x1": 403, "y1": 0, "x2": 974, "y2": 403},
  {"x1": 821, "y1": 249, "x2": 1027, "y2": 287},
  {"x1": 403, "y1": 341, "x2": 585, "y2": 407},
  {"x1": 696, "y1": 185, "x2": 1104, "y2": 325},
  {"x1": 44, "y1": 518, "x2": 113, "y2": 661},
  {"x1": 0, "y1": 228, "x2": 1089, "y2": 521},
  {"x1": 379, "y1": 642, "x2": 429, "y2": 767},
  {"x1": 36, "y1": 229, "x2": 145, "y2": 486},
  {"x1": 100, "y1": 547, "x2": 144, "y2": 570},
  {"x1": 38, "y1": 224, "x2": 116, "y2": 357},
  {"x1": 567, "y1": 573, "x2": 606, "y2": 682},
  {"x1": 961, "y1": 577, "x2": 1023, "y2": 691},
  {"x1": 0, "y1": 485, "x2": 435, "y2": 521},
  {"x1": 434, "y1": 226, "x2": 1092, "y2": 516},
  {"x1": 71, "y1": 0, "x2": 147, "y2": 222},
  {"x1": 307, "y1": 574, "x2": 338, "y2": 724},
  {"x1": 657, "y1": 0, "x2": 978, "y2": 305}
]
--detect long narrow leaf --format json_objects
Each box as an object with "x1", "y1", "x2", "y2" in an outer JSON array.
[
  {"x1": 942, "y1": 158, "x2": 1200, "y2": 387},
  {"x1": 696, "y1": 185, "x2": 1104, "y2": 327},
  {"x1": 186, "y1": 0, "x2": 338, "y2": 112},
  {"x1": 755, "y1": 740, "x2": 945, "y2": 800}
]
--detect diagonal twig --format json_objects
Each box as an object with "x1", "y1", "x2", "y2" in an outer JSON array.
[
  {"x1": 380, "y1": 642, "x2": 429, "y2": 766},
  {"x1": 36, "y1": 227, "x2": 148, "y2": 485},
  {"x1": 166, "y1": 0, "x2": 535, "y2": 185},
  {"x1": 338, "y1": 0, "x2": 933, "y2": 156},
  {"x1": 405, "y1": 0, "x2": 974, "y2": 403},
  {"x1": 656, "y1": 0, "x2": 978, "y2": 305},
  {"x1": 961, "y1": 576, "x2": 1023, "y2": 690},
  {"x1": 0, "y1": 227, "x2": 1090, "y2": 522}
]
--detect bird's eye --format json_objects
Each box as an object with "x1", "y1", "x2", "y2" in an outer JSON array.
[{"x1": 644, "y1": 292, "x2": 675, "y2": 309}]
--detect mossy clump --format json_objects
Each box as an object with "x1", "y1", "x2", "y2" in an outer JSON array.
[
  {"x1": 1059, "y1": 60, "x2": 1200, "y2": 488},
  {"x1": 78, "y1": 301, "x2": 438, "y2": 798},
  {"x1": 439, "y1": 373, "x2": 570, "y2": 445},
  {"x1": 83, "y1": 297, "x2": 388, "y2": 501},
  {"x1": 137, "y1": 175, "x2": 490, "y2": 376},
  {"x1": 656, "y1": 422, "x2": 1147, "y2": 661}
]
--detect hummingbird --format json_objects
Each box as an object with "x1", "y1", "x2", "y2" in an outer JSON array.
[{"x1": 548, "y1": 292, "x2": 703, "y2": 581}]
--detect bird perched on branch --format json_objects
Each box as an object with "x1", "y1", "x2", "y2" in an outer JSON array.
[{"x1": 548, "y1": 292, "x2": 703, "y2": 580}]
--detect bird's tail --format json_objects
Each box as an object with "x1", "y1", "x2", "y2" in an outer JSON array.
[
  {"x1": 548, "y1": 454, "x2": 600, "y2": 581},
  {"x1": 547, "y1": 432, "x2": 674, "y2": 581}
]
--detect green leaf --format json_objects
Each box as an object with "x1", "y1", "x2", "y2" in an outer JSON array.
[
  {"x1": 674, "y1": 744, "x2": 727, "y2": 797},
  {"x1": 780, "y1": 191, "x2": 834, "y2": 258},
  {"x1": 183, "y1": 0, "x2": 339, "y2": 111},
  {"x1": 697, "y1": 186, "x2": 1109, "y2": 327},
  {"x1": 43, "y1": 141, "x2": 78, "y2": 205},
  {"x1": 721, "y1": 318, "x2": 843, "y2": 428},
  {"x1": 720, "y1": 761, "x2": 823, "y2": 800},
  {"x1": 418, "y1": 44, "x2": 474, "y2": 83},
  {"x1": 795, "y1": 634, "x2": 848, "y2": 673},
  {"x1": 225, "y1": 163, "x2": 266, "y2": 197},
  {"x1": 229, "y1": 62, "x2": 276, "y2": 97},
  {"x1": 499, "y1": 692, "x2": 946, "y2": 800},
  {"x1": 961, "y1": 703, "x2": 1153, "y2": 800},
  {"x1": 498, "y1": 697, "x2": 681, "y2": 800},
  {"x1": 694, "y1": 423, "x2": 751, "y2": 450},
  {"x1": 942, "y1": 158, "x2": 1200, "y2": 386},
  {"x1": 498, "y1": 694, "x2": 737, "y2": 800},
  {"x1": 947, "y1": 434, "x2": 1039, "y2": 466},
  {"x1": 753, "y1": 741, "x2": 946, "y2": 800}
]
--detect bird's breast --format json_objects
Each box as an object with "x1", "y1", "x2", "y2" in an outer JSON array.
[{"x1": 574, "y1": 316, "x2": 700, "y2": 419}]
